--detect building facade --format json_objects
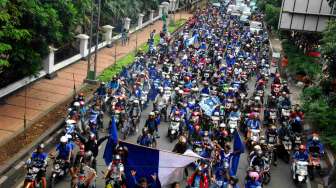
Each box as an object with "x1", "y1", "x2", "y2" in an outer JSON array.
[{"x1": 279, "y1": 0, "x2": 336, "y2": 32}]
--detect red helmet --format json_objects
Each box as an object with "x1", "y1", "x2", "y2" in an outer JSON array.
[{"x1": 184, "y1": 76, "x2": 190, "y2": 82}]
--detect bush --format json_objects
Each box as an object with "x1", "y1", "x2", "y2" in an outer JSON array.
[{"x1": 282, "y1": 40, "x2": 322, "y2": 79}]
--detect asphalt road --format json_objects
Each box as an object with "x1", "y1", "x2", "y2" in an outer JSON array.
[{"x1": 1, "y1": 73, "x2": 321, "y2": 188}]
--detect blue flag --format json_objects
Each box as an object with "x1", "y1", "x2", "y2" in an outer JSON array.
[
  {"x1": 120, "y1": 141, "x2": 199, "y2": 186},
  {"x1": 230, "y1": 131, "x2": 244, "y2": 176},
  {"x1": 103, "y1": 116, "x2": 118, "y2": 165}
]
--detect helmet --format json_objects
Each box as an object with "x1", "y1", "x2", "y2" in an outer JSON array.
[
  {"x1": 79, "y1": 92, "x2": 84, "y2": 97},
  {"x1": 213, "y1": 111, "x2": 220, "y2": 116},
  {"x1": 149, "y1": 112, "x2": 155, "y2": 116},
  {"x1": 219, "y1": 123, "x2": 226, "y2": 128},
  {"x1": 253, "y1": 145, "x2": 261, "y2": 152},
  {"x1": 60, "y1": 136, "x2": 68, "y2": 143},
  {"x1": 101, "y1": 82, "x2": 106, "y2": 85},
  {"x1": 175, "y1": 111, "x2": 180, "y2": 115},
  {"x1": 256, "y1": 150, "x2": 263, "y2": 156},
  {"x1": 89, "y1": 132, "x2": 96, "y2": 140},
  {"x1": 79, "y1": 101, "x2": 85, "y2": 106},
  {"x1": 74, "y1": 102, "x2": 80, "y2": 107},
  {"x1": 179, "y1": 136, "x2": 187, "y2": 143},
  {"x1": 133, "y1": 99, "x2": 139, "y2": 104},
  {"x1": 37, "y1": 143, "x2": 44, "y2": 150},
  {"x1": 114, "y1": 154, "x2": 121, "y2": 161},
  {"x1": 299, "y1": 144, "x2": 306, "y2": 151},
  {"x1": 312, "y1": 134, "x2": 319, "y2": 142},
  {"x1": 249, "y1": 171, "x2": 259, "y2": 180}
]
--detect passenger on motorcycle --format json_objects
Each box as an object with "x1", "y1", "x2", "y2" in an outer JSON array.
[
  {"x1": 307, "y1": 134, "x2": 324, "y2": 156},
  {"x1": 104, "y1": 154, "x2": 126, "y2": 188},
  {"x1": 27, "y1": 144, "x2": 48, "y2": 188},
  {"x1": 137, "y1": 128, "x2": 156, "y2": 147}
]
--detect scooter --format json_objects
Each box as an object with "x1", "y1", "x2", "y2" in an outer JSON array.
[
  {"x1": 24, "y1": 161, "x2": 46, "y2": 188},
  {"x1": 49, "y1": 159, "x2": 67, "y2": 188},
  {"x1": 167, "y1": 117, "x2": 180, "y2": 143},
  {"x1": 292, "y1": 161, "x2": 308, "y2": 184},
  {"x1": 308, "y1": 146, "x2": 322, "y2": 180}
]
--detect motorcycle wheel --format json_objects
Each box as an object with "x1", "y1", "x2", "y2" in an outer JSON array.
[
  {"x1": 49, "y1": 176, "x2": 56, "y2": 188},
  {"x1": 169, "y1": 135, "x2": 174, "y2": 143},
  {"x1": 263, "y1": 173, "x2": 271, "y2": 185}
]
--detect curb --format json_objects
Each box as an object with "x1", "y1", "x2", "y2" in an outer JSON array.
[{"x1": 0, "y1": 118, "x2": 64, "y2": 178}]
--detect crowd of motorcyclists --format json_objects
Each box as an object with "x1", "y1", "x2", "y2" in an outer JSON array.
[{"x1": 23, "y1": 1, "x2": 327, "y2": 188}]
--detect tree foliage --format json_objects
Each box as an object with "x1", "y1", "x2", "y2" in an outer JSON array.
[
  {"x1": 321, "y1": 19, "x2": 336, "y2": 79},
  {"x1": 0, "y1": 0, "x2": 161, "y2": 87}
]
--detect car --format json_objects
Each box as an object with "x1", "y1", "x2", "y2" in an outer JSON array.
[{"x1": 250, "y1": 21, "x2": 263, "y2": 34}]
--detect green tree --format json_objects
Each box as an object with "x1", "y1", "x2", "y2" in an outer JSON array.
[
  {"x1": 321, "y1": 19, "x2": 336, "y2": 78},
  {"x1": 264, "y1": 4, "x2": 280, "y2": 29}
]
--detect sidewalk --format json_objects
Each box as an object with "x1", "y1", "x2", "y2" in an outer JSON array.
[{"x1": 0, "y1": 12, "x2": 192, "y2": 147}]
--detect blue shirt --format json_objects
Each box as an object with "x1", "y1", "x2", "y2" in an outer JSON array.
[
  {"x1": 31, "y1": 152, "x2": 48, "y2": 162},
  {"x1": 293, "y1": 151, "x2": 309, "y2": 161},
  {"x1": 56, "y1": 144, "x2": 72, "y2": 160}
]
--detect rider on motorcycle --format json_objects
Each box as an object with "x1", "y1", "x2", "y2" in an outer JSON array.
[
  {"x1": 95, "y1": 82, "x2": 107, "y2": 97},
  {"x1": 293, "y1": 144, "x2": 309, "y2": 162},
  {"x1": 27, "y1": 144, "x2": 48, "y2": 188},
  {"x1": 265, "y1": 125, "x2": 278, "y2": 166},
  {"x1": 56, "y1": 136, "x2": 72, "y2": 164},
  {"x1": 249, "y1": 150, "x2": 266, "y2": 170},
  {"x1": 145, "y1": 112, "x2": 159, "y2": 136}
]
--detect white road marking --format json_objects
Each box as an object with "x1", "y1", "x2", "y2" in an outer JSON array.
[
  {"x1": 14, "y1": 161, "x2": 25, "y2": 170},
  {"x1": 0, "y1": 176, "x2": 8, "y2": 184},
  {"x1": 45, "y1": 136, "x2": 54, "y2": 144}
]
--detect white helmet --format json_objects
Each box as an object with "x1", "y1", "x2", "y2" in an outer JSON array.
[
  {"x1": 253, "y1": 145, "x2": 261, "y2": 151},
  {"x1": 219, "y1": 123, "x2": 226, "y2": 128},
  {"x1": 60, "y1": 136, "x2": 68, "y2": 143},
  {"x1": 73, "y1": 102, "x2": 80, "y2": 107}
]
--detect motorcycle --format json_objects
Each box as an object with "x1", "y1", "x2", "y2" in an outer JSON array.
[
  {"x1": 167, "y1": 117, "x2": 180, "y2": 142},
  {"x1": 281, "y1": 133, "x2": 292, "y2": 163},
  {"x1": 308, "y1": 146, "x2": 322, "y2": 180},
  {"x1": 228, "y1": 116, "x2": 239, "y2": 135},
  {"x1": 49, "y1": 159, "x2": 67, "y2": 188},
  {"x1": 292, "y1": 161, "x2": 308, "y2": 184},
  {"x1": 24, "y1": 161, "x2": 46, "y2": 188}
]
